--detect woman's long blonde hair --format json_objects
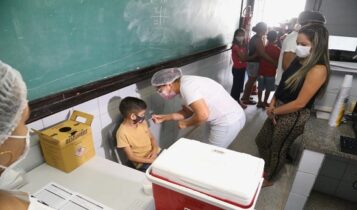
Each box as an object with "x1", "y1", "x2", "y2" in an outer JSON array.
[{"x1": 285, "y1": 23, "x2": 330, "y2": 94}]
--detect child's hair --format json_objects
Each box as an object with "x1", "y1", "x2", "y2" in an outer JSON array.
[
  {"x1": 267, "y1": 30, "x2": 278, "y2": 43},
  {"x1": 119, "y1": 97, "x2": 147, "y2": 118}
]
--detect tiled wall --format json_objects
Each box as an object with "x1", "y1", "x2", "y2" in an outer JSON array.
[
  {"x1": 284, "y1": 150, "x2": 325, "y2": 210},
  {"x1": 313, "y1": 154, "x2": 357, "y2": 202},
  {"x1": 20, "y1": 51, "x2": 233, "y2": 172}
]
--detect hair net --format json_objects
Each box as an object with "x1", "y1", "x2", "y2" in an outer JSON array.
[
  {"x1": 0, "y1": 61, "x2": 28, "y2": 145},
  {"x1": 151, "y1": 67, "x2": 182, "y2": 86},
  {"x1": 298, "y1": 11, "x2": 326, "y2": 25}
]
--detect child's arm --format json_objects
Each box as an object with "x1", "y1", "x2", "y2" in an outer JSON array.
[
  {"x1": 236, "y1": 50, "x2": 247, "y2": 61},
  {"x1": 256, "y1": 39, "x2": 277, "y2": 66},
  {"x1": 232, "y1": 45, "x2": 247, "y2": 62},
  {"x1": 146, "y1": 129, "x2": 159, "y2": 159},
  {"x1": 122, "y1": 146, "x2": 155, "y2": 164}
]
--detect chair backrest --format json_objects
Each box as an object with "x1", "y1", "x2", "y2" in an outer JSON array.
[{"x1": 108, "y1": 118, "x2": 135, "y2": 168}]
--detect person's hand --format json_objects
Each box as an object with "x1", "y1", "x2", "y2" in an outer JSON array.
[
  {"x1": 266, "y1": 106, "x2": 274, "y2": 119},
  {"x1": 151, "y1": 114, "x2": 165, "y2": 124},
  {"x1": 178, "y1": 120, "x2": 188, "y2": 129},
  {"x1": 266, "y1": 107, "x2": 277, "y2": 125},
  {"x1": 146, "y1": 150, "x2": 157, "y2": 160}
]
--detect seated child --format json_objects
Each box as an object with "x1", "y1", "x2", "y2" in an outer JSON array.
[
  {"x1": 116, "y1": 97, "x2": 160, "y2": 172},
  {"x1": 257, "y1": 30, "x2": 281, "y2": 108}
]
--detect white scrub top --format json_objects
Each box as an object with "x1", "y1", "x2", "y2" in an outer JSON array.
[{"x1": 180, "y1": 75, "x2": 244, "y2": 126}]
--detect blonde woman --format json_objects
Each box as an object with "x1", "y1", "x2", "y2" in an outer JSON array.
[{"x1": 255, "y1": 23, "x2": 330, "y2": 187}]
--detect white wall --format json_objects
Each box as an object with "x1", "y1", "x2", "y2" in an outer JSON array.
[
  {"x1": 314, "y1": 66, "x2": 357, "y2": 112},
  {"x1": 21, "y1": 51, "x2": 233, "y2": 172}
]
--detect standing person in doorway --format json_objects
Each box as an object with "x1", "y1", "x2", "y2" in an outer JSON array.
[
  {"x1": 255, "y1": 23, "x2": 330, "y2": 187},
  {"x1": 231, "y1": 28, "x2": 248, "y2": 109},
  {"x1": 241, "y1": 22, "x2": 277, "y2": 105},
  {"x1": 151, "y1": 68, "x2": 246, "y2": 148}
]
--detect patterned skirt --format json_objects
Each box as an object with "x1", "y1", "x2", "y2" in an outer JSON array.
[{"x1": 255, "y1": 101, "x2": 311, "y2": 180}]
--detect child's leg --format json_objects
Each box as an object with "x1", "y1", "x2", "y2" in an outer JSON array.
[
  {"x1": 265, "y1": 77, "x2": 275, "y2": 106},
  {"x1": 258, "y1": 89, "x2": 263, "y2": 103},
  {"x1": 264, "y1": 90, "x2": 271, "y2": 105},
  {"x1": 231, "y1": 68, "x2": 241, "y2": 101},
  {"x1": 137, "y1": 163, "x2": 151, "y2": 172},
  {"x1": 257, "y1": 76, "x2": 265, "y2": 108},
  {"x1": 236, "y1": 68, "x2": 247, "y2": 109}
]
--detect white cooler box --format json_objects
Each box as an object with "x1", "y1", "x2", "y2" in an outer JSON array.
[{"x1": 146, "y1": 138, "x2": 265, "y2": 210}]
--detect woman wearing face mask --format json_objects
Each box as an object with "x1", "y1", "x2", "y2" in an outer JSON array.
[
  {"x1": 151, "y1": 68, "x2": 246, "y2": 148},
  {"x1": 231, "y1": 28, "x2": 248, "y2": 109},
  {"x1": 255, "y1": 23, "x2": 330, "y2": 187},
  {"x1": 0, "y1": 61, "x2": 54, "y2": 209}
]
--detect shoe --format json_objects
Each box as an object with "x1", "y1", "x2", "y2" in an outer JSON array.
[
  {"x1": 264, "y1": 102, "x2": 270, "y2": 107},
  {"x1": 262, "y1": 179, "x2": 274, "y2": 188},
  {"x1": 238, "y1": 101, "x2": 247, "y2": 109},
  {"x1": 263, "y1": 171, "x2": 268, "y2": 178}
]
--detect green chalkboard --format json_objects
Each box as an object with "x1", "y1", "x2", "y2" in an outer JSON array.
[{"x1": 0, "y1": 0, "x2": 241, "y2": 100}]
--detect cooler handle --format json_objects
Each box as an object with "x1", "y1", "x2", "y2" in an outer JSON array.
[
  {"x1": 70, "y1": 110, "x2": 94, "y2": 126},
  {"x1": 178, "y1": 177, "x2": 214, "y2": 191}
]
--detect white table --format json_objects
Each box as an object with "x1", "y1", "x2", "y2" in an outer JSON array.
[{"x1": 20, "y1": 156, "x2": 154, "y2": 210}]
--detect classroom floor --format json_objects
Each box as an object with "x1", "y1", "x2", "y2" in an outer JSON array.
[{"x1": 227, "y1": 95, "x2": 357, "y2": 210}]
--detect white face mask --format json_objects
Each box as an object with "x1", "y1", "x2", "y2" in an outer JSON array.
[
  {"x1": 157, "y1": 86, "x2": 177, "y2": 100},
  {"x1": 235, "y1": 36, "x2": 245, "y2": 42},
  {"x1": 0, "y1": 130, "x2": 30, "y2": 190},
  {"x1": 295, "y1": 45, "x2": 311, "y2": 58}
]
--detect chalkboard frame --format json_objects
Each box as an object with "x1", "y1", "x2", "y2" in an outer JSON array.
[{"x1": 28, "y1": 45, "x2": 231, "y2": 123}]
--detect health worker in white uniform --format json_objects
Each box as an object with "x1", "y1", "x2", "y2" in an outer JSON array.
[
  {"x1": 151, "y1": 67, "x2": 246, "y2": 148},
  {"x1": 0, "y1": 61, "x2": 54, "y2": 210}
]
